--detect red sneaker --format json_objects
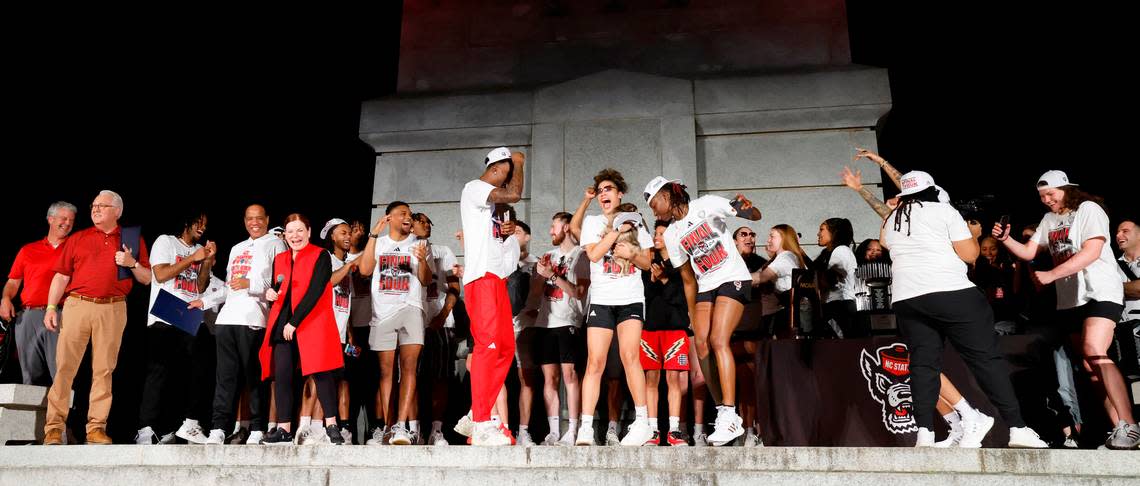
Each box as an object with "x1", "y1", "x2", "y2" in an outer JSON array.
[{"x1": 667, "y1": 430, "x2": 688, "y2": 447}]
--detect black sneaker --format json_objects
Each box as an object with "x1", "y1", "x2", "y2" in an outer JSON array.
[
  {"x1": 261, "y1": 427, "x2": 294, "y2": 445},
  {"x1": 226, "y1": 427, "x2": 251, "y2": 445},
  {"x1": 326, "y1": 425, "x2": 345, "y2": 445}
]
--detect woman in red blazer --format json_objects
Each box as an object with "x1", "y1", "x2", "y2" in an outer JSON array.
[{"x1": 258, "y1": 213, "x2": 345, "y2": 445}]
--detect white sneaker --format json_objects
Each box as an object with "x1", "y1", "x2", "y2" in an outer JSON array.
[
  {"x1": 410, "y1": 429, "x2": 423, "y2": 445},
  {"x1": 309, "y1": 423, "x2": 332, "y2": 445},
  {"x1": 429, "y1": 430, "x2": 449, "y2": 446},
  {"x1": 558, "y1": 430, "x2": 577, "y2": 447},
  {"x1": 934, "y1": 422, "x2": 964, "y2": 448},
  {"x1": 365, "y1": 427, "x2": 386, "y2": 445},
  {"x1": 340, "y1": 427, "x2": 353, "y2": 445},
  {"x1": 246, "y1": 431, "x2": 265, "y2": 445},
  {"x1": 574, "y1": 424, "x2": 595, "y2": 446},
  {"x1": 542, "y1": 432, "x2": 560, "y2": 446},
  {"x1": 206, "y1": 429, "x2": 225, "y2": 445},
  {"x1": 1007, "y1": 427, "x2": 1048, "y2": 449},
  {"x1": 958, "y1": 413, "x2": 994, "y2": 448},
  {"x1": 175, "y1": 419, "x2": 209, "y2": 445},
  {"x1": 1105, "y1": 421, "x2": 1140, "y2": 450},
  {"x1": 454, "y1": 412, "x2": 475, "y2": 438},
  {"x1": 517, "y1": 429, "x2": 536, "y2": 447},
  {"x1": 1062, "y1": 435, "x2": 1078, "y2": 449},
  {"x1": 294, "y1": 425, "x2": 312, "y2": 445},
  {"x1": 743, "y1": 431, "x2": 763, "y2": 447},
  {"x1": 135, "y1": 426, "x2": 157, "y2": 445},
  {"x1": 605, "y1": 426, "x2": 621, "y2": 446},
  {"x1": 914, "y1": 427, "x2": 936, "y2": 447},
  {"x1": 157, "y1": 432, "x2": 178, "y2": 445},
  {"x1": 619, "y1": 421, "x2": 654, "y2": 446},
  {"x1": 707, "y1": 409, "x2": 744, "y2": 446},
  {"x1": 472, "y1": 422, "x2": 512, "y2": 446},
  {"x1": 692, "y1": 432, "x2": 709, "y2": 447},
  {"x1": 389, "y1": 424, "x2": 412, "y2": 445}
]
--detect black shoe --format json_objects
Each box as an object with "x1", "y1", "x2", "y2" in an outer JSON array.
[
  {"x1": 226, "y1": 427, "x2": 251, "y2": 445},
  {"x1": 326, "y1": 425, "x2": 345, "y2": 445},
  {"x1": 261, "y1": 427, "x2": 294, "y2": 445}
]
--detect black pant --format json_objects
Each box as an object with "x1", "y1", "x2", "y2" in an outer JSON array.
[
  {"x1": 825, "y1": 299, "x2": 863, "y2": 338},
  {"x1": 138, "y1": 323, "x2": 205, "y2": 432},
  {"x1": 272, "y1": 341, "x2": 337, "y2": 424},
  {"x1": 894, "y1": 288, "x2": 1025, "y2": 430},
  {"x1": 346, "y1": 326, "x2": 378, "y2": 430},
  {"x1": 212, "y1": 325, "x2": 268, "y2": 431}
]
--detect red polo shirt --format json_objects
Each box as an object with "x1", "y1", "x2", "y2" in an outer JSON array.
[
  {"x1": 53, "y1": 225, "x2": 150, "y2": 299},
  {"x1": 7, "y1": 238, "x2": 66, "y2": 307}
]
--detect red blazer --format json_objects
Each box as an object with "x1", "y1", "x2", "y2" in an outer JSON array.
[{"x1": 259, "y1": 243, "x2": 344, "y2": 379}]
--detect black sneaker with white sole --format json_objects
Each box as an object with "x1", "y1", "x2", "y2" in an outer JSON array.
[{"x1": 261, "y1": 427, "x2": 294, "y2": 445}]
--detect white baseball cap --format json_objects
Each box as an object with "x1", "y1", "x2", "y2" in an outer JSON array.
[
  {"x1": 898, "y1": 171, "x2": 936, "y2": 197},
  {"x1": 320, "y1": 218, "x2": 347, "y2": 240},
  {"x1": 643, "y1": 176, "x2": 681, "y2": 203},
  {"x1": 484, "y1": 147, "x2": 512, "y2": 166},
  {"x1": 1037, "y1": 170, "x2": 1076, "y2": 190}
]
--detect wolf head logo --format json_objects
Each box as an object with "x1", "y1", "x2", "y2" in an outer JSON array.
[{"x1": 860, "y1": 343, "x2": 917, "y2": 434}]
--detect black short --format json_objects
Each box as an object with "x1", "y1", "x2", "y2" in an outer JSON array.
[
  {"x1": 1058, "y1": 300, "x2": 1124, "y2": 333},
  {"x1": 696, "y1": 280, "x2": 751, "y2": 305},
  {"x1": 586, "y1": 303, "x2": 645, "y2": 330},
  {"x1": 419, "y1": 327, "x2": 456, "y2": 381},
  {"x1": 536, "y1": 326, "x2": 582, "y2": 365}
]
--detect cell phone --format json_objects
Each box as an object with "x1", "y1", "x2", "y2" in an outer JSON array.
[
  {"x1": 344, "y1": 343, "x2": 360, "y2": 358},
  {"x1": 998, "y1": 215, "x2": 1010, "y2": 239}
]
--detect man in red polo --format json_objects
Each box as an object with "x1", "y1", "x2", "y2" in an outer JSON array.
[
  {"x1": 0, "y1": 201, "x2": 77, "y2": 386},
  {"x1": 42, "y1": 190, "x2": 152, "y2": 445}
]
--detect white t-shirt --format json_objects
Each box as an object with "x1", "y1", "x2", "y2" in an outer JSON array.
[
  {"x1": 1120, "y1": 254, "x2": 1139, "y2": 320},
  {"x1": 346, "y1": 252, "x2": 372, "y2": 328},
  {"x1": 580, "y1": 213, "x2": 654, "y2": 306},
  {"x1": 371, "y1": 234, "x2": 427, "y2": 323},
  {"x1": 424, "y1": 243, "x2": 459, "y2": 328},
  {"x1": 1032, "y1": 201, "x2": 1125, "y2": 309},
  {"x1": 460, "y1": 179, "x2": 507, "y2": 286},
  {"x1": 536, "y1": 246, "x2": 591, "y2": 328},
  {"x1": 759, "y1": 250, "x2": 802, "y2": 316},
  {"x1": 663, "y1": 196, "x2": 753, "y2": 293},
  {"x1": 824, "y1": 245, "x2": 858, "y2": 303},
  {"x1": 147, "y1": 235, "x2": 204, "y2": 327},
  {"x1": 211, "y1": 234, "x2": 288, "y2": 328},
  {"x1": 330, "y1": 252, "x2": 351, "y2": 343},
  {"x1": 881, "y1": 202, "x2": 976, "y2": 303}
]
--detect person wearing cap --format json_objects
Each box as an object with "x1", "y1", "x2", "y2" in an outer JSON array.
[
  {"x1": 357, "y1": 201, "x2": 432, "y2": 446},
  {"x1": 1, "y1": 201, "x2": 76, "y2": 387},
  {"x1": 994, "y1": 171, "x2": 1137, "y2": 449},
  {"x1": 453, "y1": 146, "x2": 526, "y2": 446},
  {"x1": 645, "y1": 176, "x2": 760, "y2": 446},
  {"x1": 879, "y1": 171, "x2": 1047, "y2": 448},
  {"x1": 134, "y1": 209, "x2": 218, "y2": 445},
  {"x1": 42, "y1": 190, "x2": 152, "y2": 445},
  {"x1": 199, "y1": 204, "x2": 287, "y2": 446}
]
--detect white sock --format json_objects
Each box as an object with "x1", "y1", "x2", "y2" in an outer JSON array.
[
  {"x1": 953, "y1": 399, "x2": 981, "y2": 421},
  {"x1": 694, "y1": 424, "x2": 705, "y2": 435},
  {"x1": 608, "y1": 420, "x2": 619, "y2": 432},
  {"x1": 431, "y1": 421, "x2": 443, "y2": 434},
  {"x1": 581, "y1": 415, "x2": 594, "y2": 430},
  {"x1": 943, "y1": 411, "x2": 961, "y2": 428},
  {"x1": 409, "y1": 420, "x2": 420, "y2": 435},
  {"x1": 669, "y1": 417, "x2": 680, "y2": 432},
  {"x1": 519, "y1": 424, "x2": 529, "y2": 433},
  {"x1": 299, "y1": 416, "x2": 312, "y2": 430},
  {"x1": 634, "y1": 406, "x2": 648, "y2": 422},
  {"x1": 267, "y1": 422, "x2": 277, "y2": 431},
  {"x1": 491, "y1": 415, "x2": 502, "y2": 428},
  {"x1": 568, "y1": 418, "x2": 580, "y2": 433},
  {"x1": 548, "y1": 417, "x2": 560, "y2": 434}
]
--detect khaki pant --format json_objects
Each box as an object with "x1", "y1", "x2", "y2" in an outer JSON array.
[{"x1": 44, "y1": 297, "x2": 128, "y2": 434}]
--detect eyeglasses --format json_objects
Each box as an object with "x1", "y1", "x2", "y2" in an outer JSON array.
[{"x1": 90, "y1": 204, "x2": 116, "y2": 210}]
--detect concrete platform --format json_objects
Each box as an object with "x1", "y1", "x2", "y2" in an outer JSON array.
[{"x1": 1, "y1": 445, "x2": 1137, "y2": 485}]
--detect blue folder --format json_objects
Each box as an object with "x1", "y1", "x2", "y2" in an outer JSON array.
[
  {"x1": 149, "y1": 288, "x2": 203, "y2": 336},
  {"x1": 117, "y1": 226, "x2": 142, "y2": 280}
]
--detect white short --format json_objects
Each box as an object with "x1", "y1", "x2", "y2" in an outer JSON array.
[{"x1": 368, "y1": 305, "x2": 425, "y2": 351}]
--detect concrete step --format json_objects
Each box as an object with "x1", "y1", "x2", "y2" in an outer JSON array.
[{"x1": 1, "y1": 445, "x2": 1137, "y2": 485}]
